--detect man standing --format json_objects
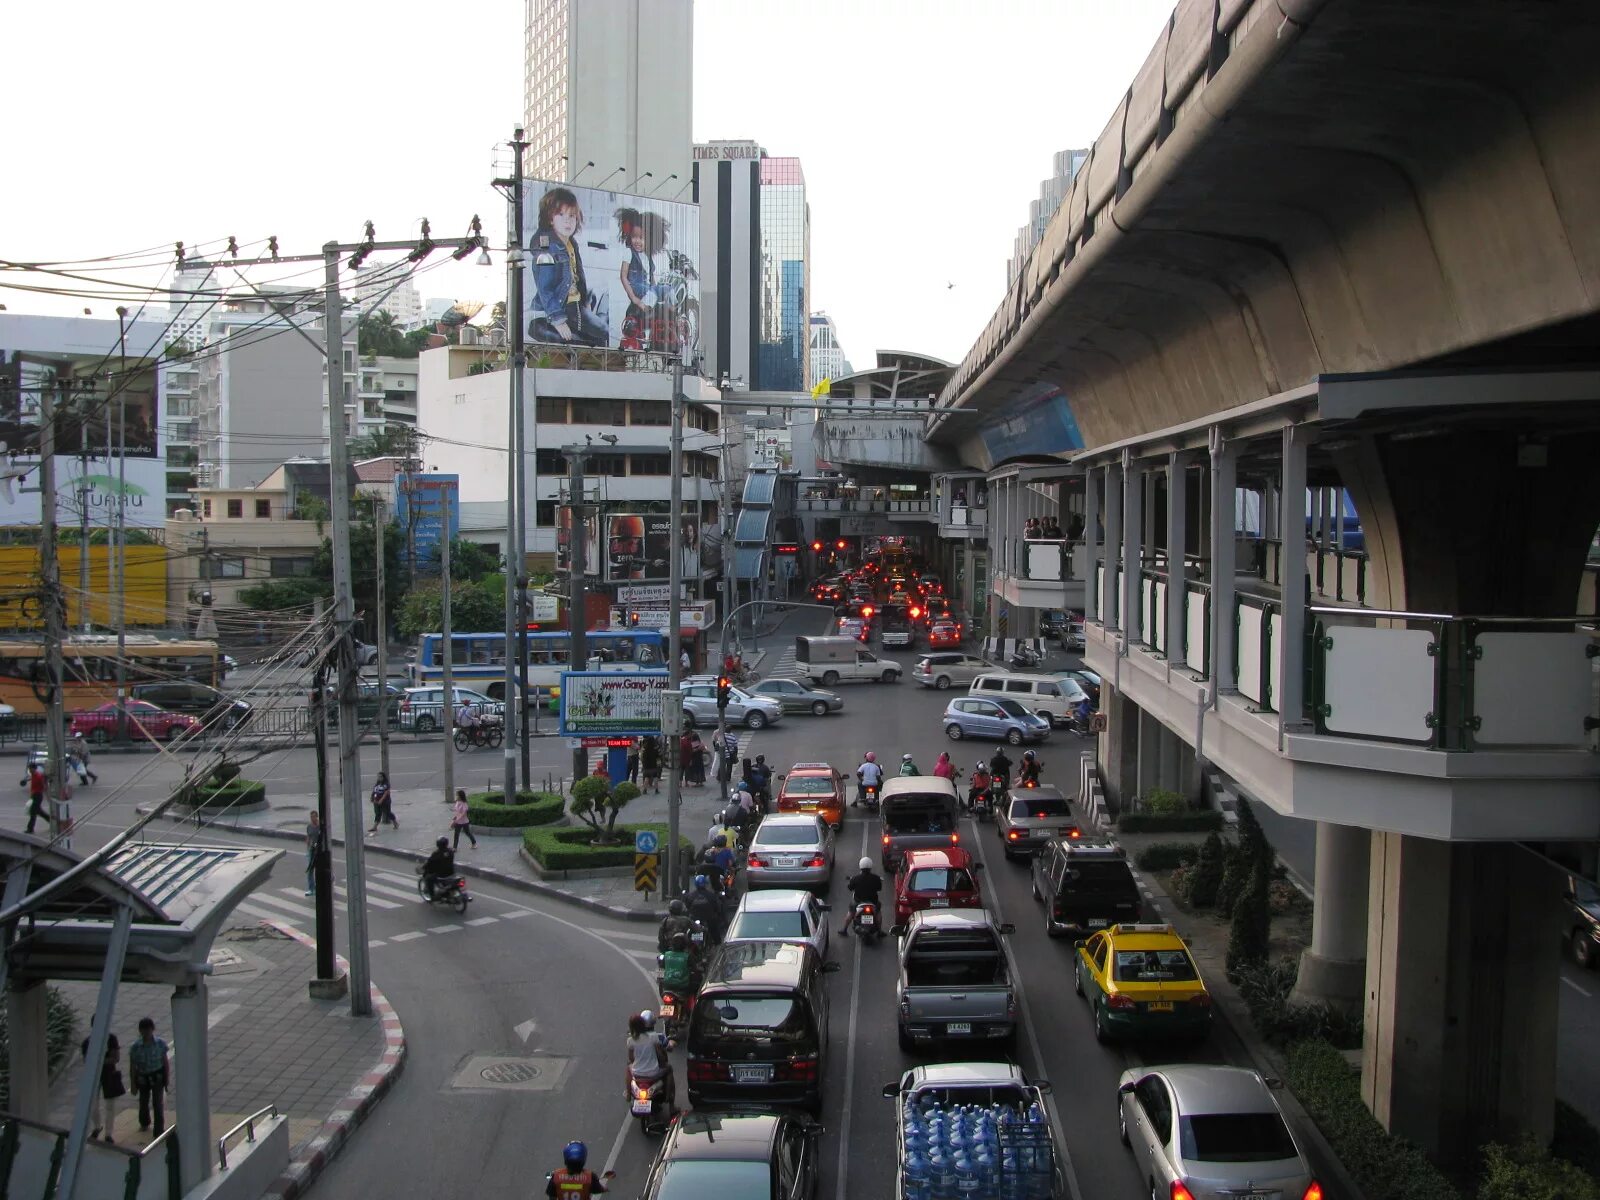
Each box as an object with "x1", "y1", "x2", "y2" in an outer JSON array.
[
  {"x1": 128, "y1": 1017, "x2": 169, "y2": 1137},
  {"x1": 304, "y1": 811, "x2": 321, "y2": 896},
  {"x1": 24, "y1": 761, "x2": 46, "y2": 835}
]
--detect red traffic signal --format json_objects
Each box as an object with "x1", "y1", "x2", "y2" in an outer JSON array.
[
  {"x1": 835, "y1": 539, "x2": 847, "y2": 550},
  {"x1": 810, "y1": 540, "x2": 823, "y2": 552},
  {"x1": 628, "y1": 611, "x2": 641, "y2": 627},
  {"x1": 716, "y1": 675, "x2": 732, "y2": 708}
]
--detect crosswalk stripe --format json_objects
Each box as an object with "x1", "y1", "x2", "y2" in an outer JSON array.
[
  {"x1": 373, "y1": 871, "x2": 422, "y2": 888},
  {"x1": 391, "y1": 931, "x2": 427, "y2": 942},
  {"x1": 357, "y1": 879, "x2": 420, "y2": 904},
  {"x1": 333, "y1": 885, "x2": 401, "y2": 910},
  {"x1": 237, "y1": 901, "x2": 295, "y2": 925},
  {"x1": 251, "y1": 892, "x2": 317, "y2": 920},
  {"x1": 465, "y1": 916, "x2": 498, "y2": 927},
  {"x1": 369, "y1": 939, "x2": 387, "y2": 949}
]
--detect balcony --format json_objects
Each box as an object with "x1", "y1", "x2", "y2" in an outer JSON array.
[{"x1": 993, "y1": 538, "x2": 1087, "y2": 611}]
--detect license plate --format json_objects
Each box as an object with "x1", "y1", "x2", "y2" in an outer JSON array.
[
  {"x1": 776, "y1": 857, "x2": 798, "y2": 868},
  {"x1": 631, "y1": 1098, "x2": 653, "y2": 1115},
  {"x1": 659, "y1": 1003, "x2": 675, "y2": 1017},
  {"x1": 1088, "y1": 918, "x2": 1108, "y2": 928},
  {"x1": 735, "y1": 1065, "x2": 772, "y2": 1084},
  {"x1": 929, "y1": 898, "x2": 950, "y2": 907},
  {"x1": 690, "y1": 931, "x2": 705, "y2": 944},
  {"x1": 1147, "y1": 1001, "x2": 1174, "y2": 1013},
  {"x1": 946, "y1": 1022, "x2": 972, "y2": 1035}
]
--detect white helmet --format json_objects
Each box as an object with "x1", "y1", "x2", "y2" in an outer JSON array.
[
  {"x1": 902, "y1": 753, "x2": 914, "y2": 762},
  {"x1": 639, "y1": 1008, "x2": 656, "y2": 1026},
  {"x1": 859, "y1": 857, "x2": 874, "y2": 872}
]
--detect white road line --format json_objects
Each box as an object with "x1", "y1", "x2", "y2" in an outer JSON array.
[
  {"x1": 390, "y1": 931, "x2": 427, "y2": 943},
  {"x1": 351, "y1": 879, "x2": 417, "y2": 904},
  {"x1": 369, "y1": 939, "x2": 388, "y2": 949},
  {"x1": 237, "y1": 901, "x2": 294, "y2": 925},
  {"x1": 1564, "y1": 976, "x2": 1592, "y2": 998},
  {"x1": 373, "y1": 870, "x2": 425, "y2": 888},
  {"x1": 835, "y1": 820, "x2": 869, "y2": 1200},
  {"x1": 249, "y1": 893, "x2": 318, "y2": 920},
  {"x1": 428, "y1": 924, "x2": 463, "y2": 934},
  {"x1": 624, "y1": 949, "x2": 658, "y2": 961},
  {"x1": 207, "y1": 1002, "x2": 241, "y2": 1030},
  {"x1": 497, "y1": 909, "x2": 532, "y2": 920},
  {"x1": 599, "y1": 929, "x2": 659, "y2": 943},
  {"x1": 465, "y1": 916, "x2": 499, "y2": 927},
  {"x1": 333, "y1": 885, "x2": 401, "y2": 910},
  {"x1": 967, "y1": 814, "x2": 1085, "y2": 1200}
]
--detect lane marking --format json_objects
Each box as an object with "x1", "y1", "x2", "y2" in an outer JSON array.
[
  {"x1": 369, "y1": 939, "x2": 387, "y2": 949},
  {"x1": 1564, "y1": 976, "x2": 1592, "y2": 998},
  {"x1": 466, "y1": 916, "x2": 499, "y2": 927},
  {"x1": 360, "y1": 879, "x2": 427, "y2": 904},
  {"x1": 207, "y1": 1002, "x2": 241, "y2": 1030},
  {"x1": 834, "y1": 820, "x2": 869, "y2": 1200},
  {"x1": 390, "y1": 931, "x2": 427, "y2": 943},
  {"x1": 332, "y1": 884, "x2": 401, "y2": 910},
  {"x1": 497, "y1": 909, "x2": 532, "y2": 920},
  {"x1": 249, "y1": 892, "x2": 318, "y2": 920},
  {"x1": 428, "y1": 924, "x2": 463, "y2": 934}
]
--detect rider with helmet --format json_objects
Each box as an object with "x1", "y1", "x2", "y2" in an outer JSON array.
[
  {"x1": 854, "y1": 751, "x2": 884, "y2": 806},
  {"x1": 685, "y1": 873, "x2": 724, "y2": 938},
  {"x1": 967, "y1": 760, "x2": 993, "y2": 814},
  {"x1": 706, "y1": 835, "x2": 737, "y2": 886},
  {"x1": 840, "y1": 857, "x2": 884, "y2": 935},
  {"x1": 899, "y1": 752, "x2": 921, "y2": 777},
  {"x1": 421, "y1": 836, "x2": 455, "y2": 900},
  {"x1": 626, "y1": 1008, "x2": 675, "y2": 1107},
  {"x1": 1019, "y1": 750, "x2": 1044, "y2": 786},
  {"x1": 989, "y1": 747, "x2": 1014, "y2": 792},
  {"x1": 546, "y1": 1141, "x2": 613, "y2": 1196},
  {"x1": 657, "y1": 897, "x2": 693, "y2": 952}
]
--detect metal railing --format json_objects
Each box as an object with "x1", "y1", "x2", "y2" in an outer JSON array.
[
  {"x1": 0, "y1": 1113, "x2": 179, "y2": 1200},
  {"x1": 217, "y1": 1104, "x2": 278, "y2": 1171}
]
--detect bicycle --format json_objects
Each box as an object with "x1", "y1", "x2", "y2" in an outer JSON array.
[{"x1": 453, "y1": 721, "x2": 504, "y2": 751}]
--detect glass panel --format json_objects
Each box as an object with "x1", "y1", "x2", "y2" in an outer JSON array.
[{"x1": 1473, "y1": 631, "x2": 1594, "y2": 747}]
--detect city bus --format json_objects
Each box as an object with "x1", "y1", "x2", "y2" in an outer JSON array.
[
  {"x1": 0, "y1": 635, "x2": 223, "y2": 715},
  {"x1": 408, "y1": 629, "x2": 667, "y2": 704}
]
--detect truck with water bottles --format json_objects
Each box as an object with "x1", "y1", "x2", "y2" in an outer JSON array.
[{"x1": 883, "y1": 1061, "x2": 1065, "y2": 1199}]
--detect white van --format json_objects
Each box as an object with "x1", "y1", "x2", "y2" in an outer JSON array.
[
  {"x1": 794, "y1": 635, "x2": 903, "y2": 686},
  {"x1": 968, "y1": 672, "x2": 1088, "y2": 727}
]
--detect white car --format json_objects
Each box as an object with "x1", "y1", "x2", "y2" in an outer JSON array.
[
  {"x1": 724, "y1": 889, "x2": 832, "y2": 959},
  {"x1": 398, "y1": 685, "x2": 502, "y2": 732},
  {"x1": 745, "y1": 814, "x2": 835, "y2": 891},
  {"x1": 680, "y1": 682, "x2": 782, "y2": 730}
]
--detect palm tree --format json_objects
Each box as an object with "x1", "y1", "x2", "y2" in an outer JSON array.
[{"x1": 358, "y1": 310, "x2": 407, "y2": 357}]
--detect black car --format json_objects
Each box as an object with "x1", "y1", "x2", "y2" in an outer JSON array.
[
  {"x1": 686, "y1": 940, "x2": 837, "y2": 1116},
  {"x1": 1032, "y1": 837, "x2": 1141, "y2": 937},
  {"x1": 1565, "y1": 875, "x2": 1600, "y2": 968},
  {"x1": 129, "y1": 680, "x2": 251, "y2": 730},
  {"x1": 639, "y1": 1111, "x2": 824, "y2": 1200}
]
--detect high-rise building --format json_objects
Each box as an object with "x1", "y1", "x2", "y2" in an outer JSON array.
[
  {"x1": 524, "y1": 0, "x2": 693, "y2": 191},
  {"x1": 1007, "y1": 148, "x2": 1088, "y2": 286},
  {"x1": 693, "y1": 141, "x2": 810, "y2": 391},
  {"x1": 353, "y1": 262, "x2": 424, "y2": 330},
  {"x1": 808, "y1": 313, "x2": 852, "y2": 386}
]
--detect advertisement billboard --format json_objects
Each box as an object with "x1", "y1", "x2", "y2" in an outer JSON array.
[
  {"x1": 559, "y1": 669, "x2": 670, "y2": 736},
  {"x1": 396, "y1": 474, "x2": 459, "y2": 571},
  {"x1": 556, "y1": 504, "x2": 599, "y2": 576},
  {"x1": 605, "y1": 512, "x2": 675, "y2": 581},
  {"x1": 521, "y1": 182, "x2": 700, "y2": 360}
]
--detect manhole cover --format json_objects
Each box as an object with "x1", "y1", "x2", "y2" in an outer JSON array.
[{"x1": 480, "y1": 1061, "x2": 540, "y2": 1085}]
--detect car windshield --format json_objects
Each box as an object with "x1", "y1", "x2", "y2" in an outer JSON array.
[
  {"x1": 1112, "y1": 948, "x2": 1199, "y2": 982},
  {"x1": 785, "y1": 777, "x2": 835, "y2": 795},
  {"x1": 993, "y1": 699, "x2": 1032, "y2": 717},
  {"x1": 907, "y1": 868, "x2": 975, "y2": 893},
  {"x1": 693, "y1": 994, "x2": 806, "y2": 1038},
  {"x1": 1009, "y1": 798, "x2": 1072, "y2": 818},
  {"x1": 1180, "y1": 1112, "x2": 1297, "y2": 1162},
  {"x1": 884, "y1": 807, "x2": 956, "y2": 835},
  {"x1": 756, "y1": 825, "x2": 821, "y2": 847},
  {"x1": 655, "y1": 1160, "x2": 772, "y2": 1198},
  {"x1": 731, "y1": 912, "x2": 806, "y2": 939}
]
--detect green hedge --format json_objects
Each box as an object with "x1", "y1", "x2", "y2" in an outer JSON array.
[
  {"x1": 467, "y1": 790, "x2": 564, "y2": 828},
  {"x1": 1117, "y1": 810, "x2": 1224, "y2": 834},
  {"x1": 522, "y1": 822, "x2": 686, "y2": 872},
  {"x1": 184, "y1": 779, "x2": 267, "y2": 808},
  {"x1": 1285, "y1": 1039, "x2": 1458, "y2": 1200},
  {"x1": 1134, "y1": 841, "x2": 1203, "y2": 871}
]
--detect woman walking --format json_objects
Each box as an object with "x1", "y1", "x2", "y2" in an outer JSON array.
[
  {"x1": 80, "y1": 1023, "x2": 124, "y2": 1142},
  {"x1": 626, "y1": 738, "x2": 641, "y2": 785},
  {"x1": 368, "y1": 771, "x2": 398, "y2": 834},
  {"x1": 451, "y1": 788, "x2": 478, "y2": 850},
  {"x1": 687, "y1": 732, "x2": 707, "y2": 788},
  {"x1": 678, "y1": 731, "x2": 696, "y2": 788},
  {"x1": 641, "y1": 735, "x2": 662, "y2": 793}
]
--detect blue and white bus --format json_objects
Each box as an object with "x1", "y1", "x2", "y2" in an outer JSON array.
[{"x1": 409, "y1": 629, "x2": 667, "y2": 702}]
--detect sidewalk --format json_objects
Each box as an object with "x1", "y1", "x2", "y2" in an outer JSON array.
[{"x1": 48, "y1": 919, "x2": 404, "y2": 1200}]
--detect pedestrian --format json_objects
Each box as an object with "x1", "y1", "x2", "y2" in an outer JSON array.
[
  {"x1": 304, "y1": 810, "x2": 321, "y2": 896},
  {"x1": 626, "y1": 738, "x2": 641, "y2": 785},
  {"x1": 24, "y1": 762, "x2": 46, "y2": 835},
  {"x1": 69, "y1": 732, "x2": 98, "y2": 784},
  {"x1": 128, "y1": 1017, "x2": 169, "y2": 1138},
  {"x1": 451, "y1": 788, "x2": 478, "y2": 850},
  {"x1": 80, "y1": 1020, "x2": 124, "y2": 1142},
  {"x1": 688, "y1": 733, "x2": 707, "y2": 787},
  {"x1": 368, "y1": 771, "x2": 397, "y2": 834},
  {"x1": 678, "y1": 731, "x2": 695, "y2": 786},
  {"x1": 679, "y1": 648, "x2": 691, "y2": 673},
  {"x1": 641, "y1": 735, "x2": 662, "y2": 793}
]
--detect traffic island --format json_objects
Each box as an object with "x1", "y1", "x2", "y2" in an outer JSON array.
[{"x1": 465, "y1": 789, "x2": 565, "y2": 838}]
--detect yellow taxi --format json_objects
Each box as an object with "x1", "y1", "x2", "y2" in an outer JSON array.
[{"x1": 1072, "y1": 923, "x2": 1212, "y2": 1044}]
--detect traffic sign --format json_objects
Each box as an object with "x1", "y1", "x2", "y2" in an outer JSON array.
[
  {"x1": 1089, "y1": 711, "x2": 1108, "y2": 734},
  {"x1": 635, "y1": 829, "x2": 660, "y2": 855},
  {"x1": 634, "y1": 853, "x2": 660, "y2": 893}
]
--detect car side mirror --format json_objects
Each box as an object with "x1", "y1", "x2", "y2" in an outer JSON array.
[
  {"x1": 1118, "y1": 1082, "x2": 1136, "y2": 1097},
  {"x1": 971, "y1": 862, "x2": 986, "y2": 871},
  {"x1": 889, "y1": 924, "x2": 906, "y2": 937},
  {"x1": 822, "y1": 961, "x2": 842, "y2": 974},
  {"x1": 805, "y1": 1124, "x2": 827, "y2": 1136},
  {"x1": 818, "y1": 902, "x2": 832, "y2": 911},
  {"x1": 881, "y1": 1083, "x2": 899, "y2": 1099},
  {"x1": 999, "y1": 923, "x2": 1016, "y2": 935},
  {"x1": 1033, "y1": 1080, "x2": 1053, "y2": 1094}
]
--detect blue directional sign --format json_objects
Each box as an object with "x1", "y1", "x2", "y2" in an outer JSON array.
[{"x1": 634, "y1": 830, "x2": 660, "y2": 855}]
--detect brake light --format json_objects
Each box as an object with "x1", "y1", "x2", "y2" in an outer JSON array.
[
  {"x1": 950, "y1": 833, "x2": 960, "y2": 845},
  {"x1": 861, "y1": 904, "x2": 875, "y2": 915},
  {"x1": 805, "y1": 855, "x2": 826, "y2": 868},
  {"x1": 747, "y1": 855, "x2": 768, "y2": 868},
  {"x1": 776, "y1": 1055, "x2": 819, "y2": 1082},
  {"x1": 1170, "y1": 1184, "x2": 1197, "y2": 1200},
  {"x1": 456, "y1": 878, "x2": 467, "y2": 890},
  {"x1": 1189, "y1": 993, "x2": 1212, "y2": 1009},
  {"x1": 883, "y1": 835, "x2": 891, "y2": 846},
  {"x1": 1301, "y1": 1184, "x2": 1323, "y2": 1200},
  {"x1": 687, "y1": 1060, "x2": 729, "y2": 1083},
  {"x1": 1107, "y1": 993, "x2": 1137, "y2": 1011},
  {"x1": 1007, "y1": 830, "x2": 1021, "y2": 841}
]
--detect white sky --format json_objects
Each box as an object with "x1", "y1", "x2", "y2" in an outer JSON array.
[{"x1": 2, "y1": 0, "x2": 1174, "y2": 370}]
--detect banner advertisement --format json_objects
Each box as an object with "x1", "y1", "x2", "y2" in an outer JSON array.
[
  {"x1": 557, "y1": 504, "x2": 599, "y2": 576},
  {"x1": 521, "y1": 182, "x2": 700, "y2": 360},
  {"x1": 606, "y1": 513, "x2": 675, "y2": 581},
  {"x1": 396, "y1": 475, "x2": 460, "y2": 571},
  {"x1": 559, "y1": 669, "x2": 670, "y2": 736}
]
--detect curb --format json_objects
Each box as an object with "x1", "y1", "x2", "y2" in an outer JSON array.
[
  {"x1": 145, "y1": 808, "x2": 661, "y2": 924},
  {"x1": 258, "y1": 920, "x2": 407, "y2": 1200}
]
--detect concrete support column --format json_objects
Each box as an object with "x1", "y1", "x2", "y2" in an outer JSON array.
[
  {"x1": 172, "y1": 977, "x2": 212, "y2": 1193},
  {"x1": 1121, "y1": 453, "x2": 1143, "y2": 645},
  {"x1": 1165, "y1": 452, "x2": 1190, "y2": 660},
  {"x1": 1102, "y1": 688, "x2": 1139, "y2": 811},
  {"x1": 1209, "y1": 433, "x2": 1237, "y2": 691},
  {"x1": 1289, "y1": 821, "x2": 1369, "y2": 1011},
  {"x1": 1103, "y1": 464, "x2": 1124, "y2": 631},
  {"x1": 1277, "y1": 426, "x2": 1308, "y2": 731},
  {"x1": 5, "y1": 980, "x2": 50, "y2": 1120},
  {"x1": 1363, "y1": 835, "x2": 1562, "y2": 1160},
  {"x1": 1135, "y1": 708, "x2": 1161, "y2": 801},
  {"x1": 1157, "y1": 724, "x2": 1182, "y2": 796},
  {"x1": 1084, "y1": 468, "x2": 1101, "y2": 623}
]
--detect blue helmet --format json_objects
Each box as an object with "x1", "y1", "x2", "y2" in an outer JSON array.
[
  {"x1": 693, "y1": 873, "x2": 709, "y2": 889},
  {"x1": 563, "y1": 1141, "x2": 587, "y2": 1169},
  {"x1": 734, "y1": 780, "x2": 750, "y2": 792}
]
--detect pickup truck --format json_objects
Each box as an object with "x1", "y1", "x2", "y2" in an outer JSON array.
[
  {"x1": 894, "y1": 909, "x2": 1017, "y2": 1053},
  {"x1": 884, "y1": 1061, "x2": 1064, "y2": 1200}
]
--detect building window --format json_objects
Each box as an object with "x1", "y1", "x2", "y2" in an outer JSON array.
[
  {"x1": 536, "y1": 396, "x2": 568, "y2": 423},
  {"x1": 227, "y1": 499, "x2": 243, "y2": 518},
  {"x1": 536, "y1": 449, "x2": 567, "y2": 475},
  {"x1": 202, "y1": 499, "x2": 212, "y2": 518},
  {"x1": 572, "y1": 398, "x2": 626, "y2": 426},
  {"x1": 202, "y1": 557, "x2": 246, "y2": 580},
  {"x1": 269, "y1": 556, "x2": 314, "y2": 577},
  {"x1": 630, "y1": 400, "x2": 668, "y2": 426},
  {"x1": 255, "y1": 498, "x2": 271, "y2": 518},
  {"x1": 592, "y1": 455, "x2": 626, "y2": 478},
  {"x1": 630, "y1": 455, "x2": 669, "y2": 476},
  {"x1": 536, "y1": 500, "x2": 557, "y2": 527}
]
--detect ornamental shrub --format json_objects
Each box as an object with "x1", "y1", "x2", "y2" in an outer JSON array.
[
  {"x1": 1188, "y1": 832, "x2": 1226, "y2": 908},
  {"x1": 1226, "y1": 857, "x2": 1273, "y2": 981}
]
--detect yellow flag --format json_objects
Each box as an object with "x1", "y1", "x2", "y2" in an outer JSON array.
[{"x1": 810, "y1": 378, "x2": 832, "y2": 399}]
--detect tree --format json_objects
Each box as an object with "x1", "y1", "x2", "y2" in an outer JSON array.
[
  {"x1": 1188, "y1": 832, "x2": 1226, "y2": 908},
  {"x1": 238, "y1": 577, "x2": 327, "y2": 611},
  {"x1": 358, "y1": 310, "x2": 408, "y2": 357},
  {"x1": 1226, "y1": 857, "x2": 1273, "y2": 981},
  {"x1": 568, "y1": 775, "x2": 615, "y2": 841},
  {"x1": 394, "y1": 577, "x2": 505, "y2": 638},
  {"x1": 348, "y1": 425, "x2": 420, "y2": 462},
  {"x1": 446, "y1": 539, "x2": 502, "y2": 583}
]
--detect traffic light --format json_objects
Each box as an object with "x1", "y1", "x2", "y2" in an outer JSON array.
[
  {"x1": 836, "y1": 539, "x2": 847, "y2": 550},
  {"x1": 628, "y1": 611, "x2": 641, "y2": 627},
  {"x1": 811, "y1": 540, "x2": 823, "y2": 552},
  {"x1": 716, "y1": 675, "x2": 732, "y2": 709}
]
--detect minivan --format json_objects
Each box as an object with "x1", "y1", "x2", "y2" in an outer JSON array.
[
  {"x1": 1032, "y1": 838, "x2": 1142, "y2": 937},
  {"x1": 686, "y1": 939, "x2": 837, "y2": 1116},
  {"x1": 970, "y1": 672, "x2": 1088, "y2": 727}
]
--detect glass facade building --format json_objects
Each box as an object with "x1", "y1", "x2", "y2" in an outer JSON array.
[{"x1": 758, "y1": 157, "x2": 810, "y2": 391}]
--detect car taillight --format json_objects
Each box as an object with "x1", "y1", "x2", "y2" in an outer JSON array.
[
  {"x1": 1170, "y1": 1184, "x2": 1197, "y2": 1200},
  {"x1": 1007, "y1": 830, "x2": 1021, "y2": 841},
  {"x1": 748, "y1": 855, "x2": 768, "y2": 868},
  {"x1": 805, "y1": 855, "x2": 826, "y2": 868},
  {"x1": 950, "y1": 833, "x2": 960, "y2": 845},
  {"x1": 1107, "y1": 993, "x2": 1137, "y2": 1011},
  {"x1": 1188, "y1": 992, "x2": 1212, "y2": 1009},
  {"x1": 1301, "y1": 1184, "x2": 1323, "y2": 1200},
  {"x1": 687, "y1": 1060, "x2": 728, "y2": 1083},
  {"x1": 882, "y1": 835, "x2": 891, "y2": 846},
  {"x1": 777, "y1": 1055, "x2": 818, "y2": 1082}
]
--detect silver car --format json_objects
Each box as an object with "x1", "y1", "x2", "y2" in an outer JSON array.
[
  {"x1": 398, "y1": 686, "x2": 504, "y2": 732},
  {"x1": 680, "y1": 682, "x2": 783, "y2": 730},
  {"x1": 725, "y1": 888, "x2": 831, "y2": 959},
  {"x1": 913, "y1": 652, "x2": 993, "y2": 690},
  {"x1": 995, "y1": 785, "x2": 1082, "y2": 859},
  {"x1": 748, "y1": 677, "x2": 845, "y2": 716},
  {"x1": 1117, "y1": 1065, "x2": 1319, "y2": 1200},
  {"x1": 746, "y1": 814, "x2": 835, "y2": 891}
]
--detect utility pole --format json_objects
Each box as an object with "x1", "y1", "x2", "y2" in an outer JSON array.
[
  {"x1": 321, "y1": 246, "x2": 371, "y2": 1017},
  {"x1": 374, "y1": 498, "x2": 390, "y2": 782},
  {"x1": 510, "y1": 126, "x2": 531, "y2": 792},
  {"x1": 76, "y1": 423, "x2": 90, "y2": 632},
  {"x1": 500, "y1": 130, "x2": 522, "y2": 801},
  {"x1": 665, "y1": 360, "x2": 684, "y2": 896},
  {"x1": 39, "y1": 378, "x2": 69, "y2": 848},
  {"x1": 310, "y1": 661, "x2": 338, "y2": 986},
  {"x1": 441, "y1": 490, "x2": 454, "y2": 809},
  {"x1": 566, "y1": 453, "x2": 587, "y2": 785},
  {"x1": 113, "y1": 309, "x2": 128, "y2": 743}
]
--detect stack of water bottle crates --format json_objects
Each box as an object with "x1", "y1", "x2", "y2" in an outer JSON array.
[{"x1": 899, "y1": 1092, "x2": 1054, "y2": 1199}]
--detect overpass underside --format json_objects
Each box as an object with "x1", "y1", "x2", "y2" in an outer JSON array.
[{"x1": 933, "y1": 0, "x2": 1600, "y2": 1165}]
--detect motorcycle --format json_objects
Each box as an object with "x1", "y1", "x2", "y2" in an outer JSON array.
[
  {"x1": 628, "y1": 1070, "x2": 674, "y2": 1135},
  {"x1": 1009, "y1": 642, "x2": 1043, "y2": 670},
  {"x1": 414, "y1": 865, "x2": 472, "y2": 913},
  {"x1": 656, "y1": 980, "x2": 691, "y2": 1041},
  {"x1": 1066, "y1": 704, "x2": 1095, "y2": 737},
  {"x1": 851, "y1": 901, "x2": 883, "y2": 944},
  {"x1": 969, "y1": 787, "x2": 994, "y2": 822},
  {"x1": 859, "y1": 781, "x2": 881, "y2": 813},
  {"x1": 452, "y1": 719, "x2": 504, "y2": 751}
]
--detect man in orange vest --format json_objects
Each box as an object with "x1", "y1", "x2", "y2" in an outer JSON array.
[{"x1": 546, "y1": 1141, "x2": 614, "y2": 1197}]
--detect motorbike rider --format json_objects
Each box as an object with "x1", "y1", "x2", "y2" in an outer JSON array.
[
  {"x1": 658, "y1": 931, "x2": 696, "y2": 999},
  {"x1": 626, "y1": 1009, "x2": 675, "y2": 1106},
  {"x1": 706, "y1": 835, "x2": 737, "y2": 887},
  {"x1": 968, "y1": 760, "x2": 993, "y2": 814},
  {"x1": 899, "y1": 752, "x2": 921, "y2": 777},
  {"x1": 989, "y1": 747, "x2": 1014, "y2": 792},
  {"x1": 748, "y1": 754, "x2": 773, "y2": 806},
  {"x1": 840, "y1": 857, "x2": 884, "y2": 935},
  {"x1": 657, "y1": 898, "x2": 692, "y2": 952},
  {"x1": 1019, "y1": 749, "x2": 1044, "y2": 786},
  {"x1": 685, "y1": 873, "x2": 724, "y2": 938},
  {"x1": 706, "y1": 808, "x2": 741, "y2": 852},
  {"x1": 854, "y1": 751, "x2": 884, "y2": 806},
  {"x1": 932, "y1": 751, "x2": 957, "y2": 780},
  {"x1": 421, "y1": 836, "x2": 455, "y2": 901},
  {"x1": 546, "y1": 1141, "x2": 613, "y2": 1197}
]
